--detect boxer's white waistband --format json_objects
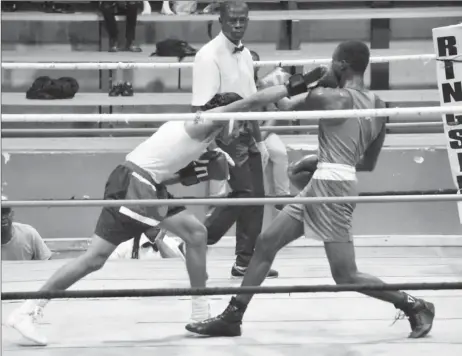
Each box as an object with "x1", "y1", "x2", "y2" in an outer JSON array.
[{"x1": 313, "y1": 162, "x2": 357, "y2": 181}]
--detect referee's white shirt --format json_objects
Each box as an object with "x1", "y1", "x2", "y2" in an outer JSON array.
[{"x1": 191, "y1": 31, "x2": 257, "y2": 107}]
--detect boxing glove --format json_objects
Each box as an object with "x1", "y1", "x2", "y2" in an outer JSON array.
[
  {"x1": 285, "y1": 66, "x2": 330, "y2": 97},
  {"x1": 316, "y1": 70, "x2": 339, "y2": 89},
  {"x1": 285, "y1": 74, "x2": 308, "y2": 97},
  {"x1": 177, "y1": 151, "x2": 229, "y2": 186},
  {"x1": 288, "y1": 155, "x2": 318, "y2": 191}
]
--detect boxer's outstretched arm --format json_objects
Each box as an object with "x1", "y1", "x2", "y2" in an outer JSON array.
[
  {"x1": 212, "y1": 85, "x2": 290, "y2": 114},
  {"x1": 276, "y1": 92, "x2": 308, "y2": 111},
  {"x1": 185, "y1": 85, "x2": 292, "y2": 139}
]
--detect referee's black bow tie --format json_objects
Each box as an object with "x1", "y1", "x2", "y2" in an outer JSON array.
[{"x1": 233, "y1": 45, "x2": 244, "y2": 54}]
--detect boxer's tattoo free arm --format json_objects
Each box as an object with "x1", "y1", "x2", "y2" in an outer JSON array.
[
  {"x1": 356, "y1": 98, "x2": 387, "y2": 172},
  {"x1": 185, "y1": 85, "x2": 290, "y2": 140},
  {"x1": 276, "y1": 92, "x2": 309, "y2": 111},
  {"x1": 217, "y1": 85, "x2": 290, "y2": 113},
  {"x1": 355, "y1": 125, "x2": 386, "y2": 172}
]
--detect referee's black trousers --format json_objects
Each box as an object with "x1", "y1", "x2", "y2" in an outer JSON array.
[{"x1": 205, "y1": 131, "x2": 265, "y2": 268}]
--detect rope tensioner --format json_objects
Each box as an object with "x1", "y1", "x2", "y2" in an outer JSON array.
[
  {"x1": 0, "y1": 54, "x2": 437, "y2": 70},
  {"x1": 2, "y1": 194, "x2": 462, "y2": 209},
  {"x1": 1, "y1": 106, "x2": 458, "y2": 123},
  {"x1": 2, "y1": 282, "x2": 461, "y2": 301}
]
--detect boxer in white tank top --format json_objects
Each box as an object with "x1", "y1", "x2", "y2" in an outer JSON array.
[
  {"x1": 187, "y1": 41, "x2": 435, "y2": 340},
  {"x1": 126, "y1": 120, "x2": 216, "y2": 184},
  {"x1": 6, "y1": 78, "x2": 312, "y2": 346}
]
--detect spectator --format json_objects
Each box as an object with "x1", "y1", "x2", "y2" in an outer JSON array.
[
  {"x1": 109, "y1": 227, "x2": 185, "y2": 260},
  {"x1": 99, "y1": 1, "x2": 151, "y2": 52},
  {"x1": 1, "y1": 198, "x2": 52, "y2": 261},
  {"x1": 191, "y1": 1, "x2": 277, "y2": 278},
  {"x1": 161, "y1": 1, "x2": 197, "y2": 15},
  {"x1": 251, "y1": 50, "x2": 291, "y2": 200}
]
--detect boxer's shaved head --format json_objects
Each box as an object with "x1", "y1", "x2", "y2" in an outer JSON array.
[{"x1": 333, "y1": 41, "x2": 370, "y2": 75}]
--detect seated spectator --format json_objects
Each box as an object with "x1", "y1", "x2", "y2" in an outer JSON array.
[
  {"x1": 99, "y1": 1, "x2": 151, "y2": 52},
  {"x1": 1, "y1": 197, "x2": 52, "y2": 261},
  {"x1": 161, "y1": 1, "x2": 197, "y2": 15},
  {"x1": 109, "y1": 226, "x2": 185, "y2": 260}
]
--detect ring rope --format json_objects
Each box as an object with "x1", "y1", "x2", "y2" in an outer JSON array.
[
  {"x1": 2, "y1": 194, "x2": 462, "y2": 209},
  {"x1": 0, "y1": 122, "x2": 444, "y2": 137},
  {"x1": 179, "y1": 189, "x2": 458, "y2": 199},
  {"x1": 5, "y1": 190, "x2": 458, "y2": 207},
  {"x1": 2, "y1": 106, "x2": 458, "y2": 123},
  {"x1": 0, "y1": 54, "x2": 437, "y2": 70},
  {"x1": 2, "y1": 281, "x2": 462, "y2": 301}
]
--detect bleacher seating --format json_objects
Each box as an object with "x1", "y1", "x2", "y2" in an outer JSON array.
[
  {"x1": 2, "y1": 6, "x2": 461, "y2": 22},
  {"x1": 2, "y1": 1, "x2": 460, "y2": 136}
]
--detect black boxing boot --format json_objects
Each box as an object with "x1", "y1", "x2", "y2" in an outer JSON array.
[
  {"x1": 185, "y1": 297, "x2": 246, "y2": 337},
  {"x1": 393, "y1": 294, "x2": 435, "y2": 338}
]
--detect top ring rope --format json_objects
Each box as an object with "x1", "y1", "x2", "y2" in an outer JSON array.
[
  {"x1": 1, "y1": 54, "x2": 436, "y2": 70},
  {"x1": 2, "y1": 106, "x2": 460, "y2": 123},
  {"x1": 3, "y1": 194, "x2": 462, "y2": 209}
]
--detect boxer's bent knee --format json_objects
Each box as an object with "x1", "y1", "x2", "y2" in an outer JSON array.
[
  {"x1": 81, "y1": 234, "x2": 116, "y2": 272},
  {"x1": 188, "y1": 225, "x2": 208, "y2": 248},
  {"x1": 254, "y1": 231, "x2": 280, "y2": 259},
  {"x1": 159, "y1": 210, "x2": 207, "y2": 247}
]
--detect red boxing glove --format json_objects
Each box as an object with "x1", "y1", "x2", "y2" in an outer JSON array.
[
  {"x1": 316, "y1": 70, "x2": 339, "y2": 88},
  {"x1": 288, "y1": 155, "x2": 318, "y2": 191},
  {"x1": 303, "y1": 66, "x2": 329, "y2": 89}
]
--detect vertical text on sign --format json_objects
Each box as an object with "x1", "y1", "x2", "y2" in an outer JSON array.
[{"x1": 433, "y1": 24, "x2": 462, "y2": 223}]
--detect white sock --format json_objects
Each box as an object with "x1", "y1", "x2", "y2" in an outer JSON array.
[
  {"x1": 191, "y1": 296, "x2": 210, "y2": 320},
  {"x1": 21, "y1": 299, "x2": 48, "y2": 311}
]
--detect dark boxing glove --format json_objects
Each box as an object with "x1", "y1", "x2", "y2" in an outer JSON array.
[
  {"x1": 177, "y1": 151, "x2": 229, "y2": 186},
  {"x1": 303, "y1": 66, "x2": 329, "y2": 89},
  {"x1": 316, "y1": 70, "x2": 339, "y2": 89},
  {"x1": 285, "y1": 66, "x2": 330, "y2": 97},
  {"x1": 288, "y1": 155, "x2": 318, "y2": 191},
  {"x1": 285, "y1": 73, "x2": 307, "y2": 97}
]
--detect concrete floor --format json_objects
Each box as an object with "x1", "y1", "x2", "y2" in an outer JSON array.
[{"x1": 2, "y1": 242, "x2": 462, "y2": 356}]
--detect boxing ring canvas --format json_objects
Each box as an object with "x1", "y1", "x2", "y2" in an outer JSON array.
[{"x1": 2, "y1": 240, "x2": 462, "y2": 355}]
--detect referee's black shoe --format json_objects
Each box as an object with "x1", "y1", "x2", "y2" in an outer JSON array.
[{"x1": 231, "y1": 264, "x2": 279, "y2": 278}]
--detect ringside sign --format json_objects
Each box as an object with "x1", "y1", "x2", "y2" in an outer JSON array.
[{"x1": 433, "y1": 23, "x2": 462, "y2": 223}]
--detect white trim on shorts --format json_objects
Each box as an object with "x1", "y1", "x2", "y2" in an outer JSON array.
[
  {"x1": 131, "y1": 171, "x2": 157, "y2": 190},
  {"x1": 119, "y1": 206, "x2": 160, "y2": 227},
  {"x1": 313, "y1": 163, "x2": 357, "y2": 181}
]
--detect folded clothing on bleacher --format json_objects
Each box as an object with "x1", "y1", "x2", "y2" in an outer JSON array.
[
  {"x1": 150, "y1": 39, "x2": 197, "y2": 60},
  {"x1": 26, "y1": 76, "x2": 79, "y2": 100}
]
